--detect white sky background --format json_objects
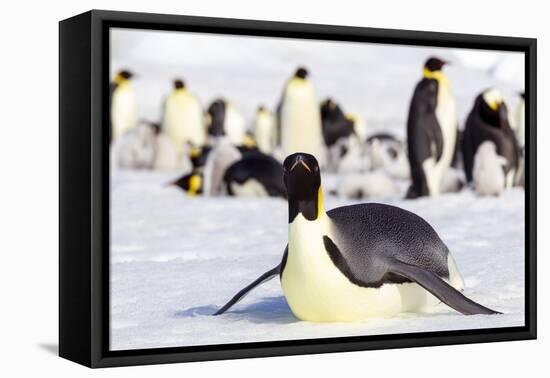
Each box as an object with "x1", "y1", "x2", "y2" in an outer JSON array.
[{"x1": 111, "y1": 28, "x2": 524, "y2": 136}]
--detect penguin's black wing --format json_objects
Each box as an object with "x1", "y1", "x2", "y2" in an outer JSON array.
[
  {"x1": 327, "y1": 203, "x2": 499, "y2": 315},
  {"x1": 213, "y1": 247, "x2": 288, "y2": 315},
  {"x1": 407, "y1": 79, "x2": 444, "y2": 162},
  {"x1": 389, "y1": 259, "x2": 500, "y2": 315},
  {"x1": 406, "y1": 79, "x2": 443, "y2": 197}
]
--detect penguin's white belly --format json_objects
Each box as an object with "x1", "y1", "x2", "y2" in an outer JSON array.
[
  {"x1": 164, "y1": 94, "x2": 205, "y2": 152},
  {"x1": 424, "y1": 89, "x2": 457, "y2": 195},
  {"x1": 230, "y1": 179, "x2": 268, "y2": 197},
  {"x1": 224, "y1": 105, "x2": 246, "y2": 145},
  {"x1": 281, "y1": 216, "x2": 448, "y2": 322},
  {"x1": 152, "y1": 134, "x2": 179, "y2": 171},
  {"x1": 255, "y1": 114, "x2": 276, "y2": 154},
  {"x1": 111, "y1": 88, "x2": 137, "y2": 140},
  {"x1": 280, "y1": 87, "x2": 323, "y2": 162}
]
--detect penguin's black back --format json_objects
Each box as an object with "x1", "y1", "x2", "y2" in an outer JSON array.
[
  {"x1": 462, "y1": 94, "x2": 520, "y2": 182},
  {"x1": 326, "y1": 203, "x2": 450, "y2": 287},
  {"x1": 320, "y1": 100, "x2": 355, "y2": 146},
  {"x1": 406, "y1": 78, "x2": 444, "y2": 198},
  {"x1": 224, "y1": 154, "x2": 287, "y2": 198}
]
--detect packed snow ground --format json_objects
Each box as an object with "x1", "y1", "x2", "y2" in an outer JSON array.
[{"x1": 110, "y1": 171, "x2": 525, "y2": 350}]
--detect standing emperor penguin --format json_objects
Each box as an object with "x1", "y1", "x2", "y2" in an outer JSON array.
[
  {"x1": 163, "y1": 79, "x2": 206, "y2": 154},
  {"x1": 110, "y1": 70, "x2": 138, "y2": 142},
  {"x1": 214, "y1": 153, "x2": 499, "y2": 320},
  {"x1": 406, "y1": 57, "x2": 457, "y2": 198},
  {"x1": 462, "y1": 89, "x2": 519, "y2": 187},
  {"x1": 278, "y1": 67, "x2": 325, "y2": 166},
  {"x1": 254, "y1": 106, "x2": 277, "y2": 154}
]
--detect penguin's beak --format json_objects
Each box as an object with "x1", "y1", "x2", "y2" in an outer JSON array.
[{"x1": 290, "y1": 157, "x2": 312, "y2": 173}]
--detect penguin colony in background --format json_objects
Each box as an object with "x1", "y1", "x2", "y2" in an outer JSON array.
[
  {"x1": 214, "y1": 153, "x2": 499, "y2": 320},
  {"x1": 110, "y1": 56, "x2": 525, "y2": 200}
]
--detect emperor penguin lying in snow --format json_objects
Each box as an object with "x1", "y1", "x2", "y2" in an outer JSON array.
[{"x1": 214, "y1": 153, "x2": 500, "y2": 320}]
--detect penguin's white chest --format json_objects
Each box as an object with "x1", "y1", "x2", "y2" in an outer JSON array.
[
  {"x1": 223, "y1": 104, "x2": 246, "y2": 145},
  {"x1": 164, "y1": 91, "x2": 205, "y2": 152},
  {"x1": 434, "y1": 83, "x2": 457, "y2": 165},
  {"x1": 280, "y1": 81, "x2": 323, "y2": 162},
  {"x1": 255, "y1": 113, "x2": 276, "y2": 154},
  {"x1": 281, "y1": 215, "x2": 439, "y2": 322},
  {"x1": 423, "y1": 82, "x2": 457, "y2": 195},
  {"x1": 111, "y1": 86, "x2": 137, "y2": 140}
]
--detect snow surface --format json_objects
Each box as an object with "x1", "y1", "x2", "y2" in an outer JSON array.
[{"x1": 110, "y1": 171, "x2": 525, "y2": 350}]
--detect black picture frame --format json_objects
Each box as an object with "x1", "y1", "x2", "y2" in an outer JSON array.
[{"x1": 59, "y1": 9, "x2": 537, "y2": 368}]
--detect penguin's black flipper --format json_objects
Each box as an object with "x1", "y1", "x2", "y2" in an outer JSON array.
[
  {"x1": 389, "y1": 259, "x2": 501, "y2": 315},
  {"x1": 213, "y1": 264, "x2": 281, "y2": 316},
  {"x1": 213, "y1": 266, "x2": 280, "y2": 316}
]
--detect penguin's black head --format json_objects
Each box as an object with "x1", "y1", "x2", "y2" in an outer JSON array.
[
  {"x1": 168, "y1": 172, "x2": 203, "y2": 196},
  {"x1": 480, "y1": 89, "x2": 509, "y2": 129},
  {"x1": 424, "y1": 57, "x2": 447, "y2": 72},
  {"x1": 174, "y1": 79, "x2": 185, "y2": 89},
  {"x1": 283, "y1": 153, "x2": 322, "y2": 222},
  {"x1": 294, "y1": 67, "x2": 309, "y2": 79},
  {"x1": 118, "y1": 70, "x2": 134, "y2": 79}
]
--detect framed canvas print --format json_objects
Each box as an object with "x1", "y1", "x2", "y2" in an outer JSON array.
[{"x1": 59, "y1": 10, "x2": 537, "y2": 368}]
